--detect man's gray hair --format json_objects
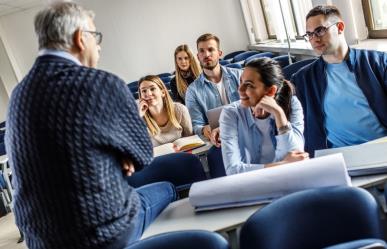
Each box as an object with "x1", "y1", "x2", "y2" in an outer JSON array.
[{"x1": 34, "y1": 1, "x2": 95, "y2": 50}]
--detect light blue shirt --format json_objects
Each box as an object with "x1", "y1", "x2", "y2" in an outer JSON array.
[
  {"x1": 38, "y1": 49, "x2": 82, "y2": 65},
  {"x1": 186, "y1": 66, "x2": 242, "y2": 135},
  {"x1": 219, "y1": 96, "x2": 304, "y2": 175},
  {"x1": 324, "y1": 62, "x2": 387, "y2": 147}
]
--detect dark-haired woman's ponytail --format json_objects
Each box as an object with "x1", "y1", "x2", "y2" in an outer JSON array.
[{"x1": 275, "y1": 80, "x2": 295, "y2": 119}]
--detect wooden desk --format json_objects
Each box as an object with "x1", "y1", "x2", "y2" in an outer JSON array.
[{"x1": 142, "y1": 174, "x2": 387, "y2": 241}]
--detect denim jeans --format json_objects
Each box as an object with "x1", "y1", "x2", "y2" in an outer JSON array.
[{"x1": 125, "y1": 181, "x2": 176, "y2": 246}]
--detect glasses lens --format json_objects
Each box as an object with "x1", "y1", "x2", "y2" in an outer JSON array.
[{"x1": 315, "y1": 26, "x2": 327, "y2": 37}]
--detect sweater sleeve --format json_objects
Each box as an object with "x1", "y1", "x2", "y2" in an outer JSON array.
[
  {"x1": 175, "y1": 103, "x2": 193, "y2": 137},
  {"x1": 90, "y1": 73, "x2": 153, "y2": 171}
]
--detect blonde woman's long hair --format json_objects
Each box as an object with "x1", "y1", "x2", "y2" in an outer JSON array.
[
  {"x1": 138, "y1": 75, "x2": 181, "y2": 136},
  {"x1": 174, "y1": 44, "x2": 201, "y2": 99}
]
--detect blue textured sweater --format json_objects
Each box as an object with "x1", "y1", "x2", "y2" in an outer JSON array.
[{"x1": 5, "y1": 55, "x2": 153, "y2": 249}]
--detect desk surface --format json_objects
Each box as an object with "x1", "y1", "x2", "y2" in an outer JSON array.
[
  {"x1": 142, "y1": 198, "x2": 263, "y2": 239},
  {"x1": 142, "y1": 173, "x2": 387, "y2": 239}
]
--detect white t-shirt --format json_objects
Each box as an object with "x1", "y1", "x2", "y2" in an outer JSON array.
[{"x1": 214, "y1": 79, "x2": 229, "y2": 105}]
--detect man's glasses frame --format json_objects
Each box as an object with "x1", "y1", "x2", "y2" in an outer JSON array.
[
  {"x1": 83, "y1": 30, "x2": 103, "y2": 45},
  {"x1": 302, "y1": 22, "x2": 339, "y2": 41}
]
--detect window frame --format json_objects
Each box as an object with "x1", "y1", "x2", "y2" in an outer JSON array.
[
  {"x1": 362, "y1": 0, "x2": 387, "y2": 38},
  {"x1": 258, "y1": 0, "x2": 305, "y2": 40}
]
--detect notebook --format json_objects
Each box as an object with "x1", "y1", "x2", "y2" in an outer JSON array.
[
  {"x1": 153, "y1": 135, "x2": 206, "y2": 157},
  {"x1": 206, "y1": 106, "x2": 225, "y2": 129},
  {"x1": 314, "y1": 138, "x2": 387, "y2": 176}
]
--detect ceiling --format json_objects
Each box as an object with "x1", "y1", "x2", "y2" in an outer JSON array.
[{"x1": 0, "y1": 0, "x2": 45, "y2": 17}]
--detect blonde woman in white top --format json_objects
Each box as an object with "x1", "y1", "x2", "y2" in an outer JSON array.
[{"x1": 138, "y1": 75, "x2": 192, "y2": 146}]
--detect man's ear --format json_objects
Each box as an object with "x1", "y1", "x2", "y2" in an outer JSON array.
[
  {"x1": 266, "y1": 85, "x2": 277, "y2": 97},
  {"x1": 337, "y1": 21, "x2": 345, "y2": 34},
  {"x1": 73, "y1": 29, "x2": 85, "y2": 51},
  {"x1": 218, "y1": 49, "x2": 223, "y2": 57}
]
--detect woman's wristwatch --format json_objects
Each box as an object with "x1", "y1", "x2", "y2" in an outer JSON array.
[{"x1": 277, "y1": 122, "x2": 292, "y2": 135}]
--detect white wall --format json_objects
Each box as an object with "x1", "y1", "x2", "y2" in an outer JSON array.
[{"x1": 0, "y1": 0, "x2": 249, "y2": 87}]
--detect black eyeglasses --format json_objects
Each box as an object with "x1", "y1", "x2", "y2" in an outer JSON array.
[
  {"x1": 302, "y1": 22, "x2": 338, "y2": 41},
  {"x1": 83, "y1": 30, "x2": 103, "y2": 45}
]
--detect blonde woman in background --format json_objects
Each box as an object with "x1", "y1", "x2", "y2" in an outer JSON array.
[
  {"x1": 138, "y1": 75, "x2": 193, "y2": 146},
  {"x1": 170, "y1": 44, "x2": 201, "y2": 104}
]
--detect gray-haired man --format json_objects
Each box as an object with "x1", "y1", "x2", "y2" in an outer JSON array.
[{"x1": 5, "y1": 2, "x2": 175, "y2": 249}]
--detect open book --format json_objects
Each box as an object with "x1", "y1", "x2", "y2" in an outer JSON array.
[
  {"x1": 153, "y1": 135, "x2": 206, "y2": 157},
  {"x1": 189, "y1": 154, "x2": 351, "y2": 212},
  {"x1": 315, "y1": 136, "x2": 387, "y2": 176}
]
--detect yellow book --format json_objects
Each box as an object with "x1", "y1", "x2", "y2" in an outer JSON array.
[{"x1": 153, "y1": 135, "x2": 206, "y2": 157}]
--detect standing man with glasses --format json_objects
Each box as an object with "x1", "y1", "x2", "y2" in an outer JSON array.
[
  {"x1": 291, "y1": 5, "x2": 387, "y2": 156},
  {"x1": 5, "y1": 2, "x2": 175, "y2": 249}
]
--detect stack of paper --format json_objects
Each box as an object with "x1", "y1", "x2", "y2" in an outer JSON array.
[
  {"x1": 189, "y1": 154, "x2": 351, "y2": 211},
  {"x1": 315, "y1": 139, "x2": 387, "y2": 176}
]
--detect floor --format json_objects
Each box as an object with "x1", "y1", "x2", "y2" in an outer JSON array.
[{"x1": 0, "y1": 213, "x2": 26, "y2": 249}]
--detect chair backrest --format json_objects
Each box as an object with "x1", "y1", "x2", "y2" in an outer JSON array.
[
  {"x1": 232, "y1": 51, "x2": 260, "y2": 63},
  {"x1": 157, "y1": 72, "x2": 172, "y2": 78},
  {"x1": 219, "y1": 59, "x2": 231, "y2": 66},
  {"x1": 323, "y1": 239, "x2": 387, "y2": 249},
  {"x1": 272, "y1": 54, "x2": 296, "y2": 68},
  {"x1": 128, "y1": 81, "x2": 139, "y2": 99},
  {"x1": 223, "y1": 50, "x2": 246, "y2": 61},
  {"x1": 126, "y1": 152, "x2": 207, "y2": 192},
  {"x1": 282, "y1": 58, "x2": 316, "y2": 80},
  {"x1": 240, "y1": 186, "x2": 383, "y2": 249},
  {"x1": 244, "y1": 52, "x2": 275, "y2": 65},
  {"x1": 225, "y1": 63, "x2": 243, "y2": 69},
  {"x1": 126, "y1": 230, "x2": 230, "y2": 249},
  {"x1": 207, "y1": 146, "x2": 226, "y2": 178}
]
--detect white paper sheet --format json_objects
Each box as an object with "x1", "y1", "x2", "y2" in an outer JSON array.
[
  {"x1": 315, "y1": 142, "x2": 387, "y2": 171},
  {"x1": 189, "y1": 154, "x2": 351, "y2": 211}
]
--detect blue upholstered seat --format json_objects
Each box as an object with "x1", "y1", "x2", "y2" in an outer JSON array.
[
  {"x1": 223, "y1": 50, "x2": 246, "y2": 61},
  {"x1": 232, "y1": 51, "x2": 260, "y2": 63},
  {"x1": 126, "y1": 230, "x2": 230, "y2": 249},
  {"x1": 282, "y1": 58, "x2": 316, "y2": 80},
  {"x1": 272, "y1": 54, "x2": 296, "y2": 68},
  {"x1": 240, "y1": 186, "x2": 383, "y2": 249},
  {"x1": 244, "y1": 52, "x2": 275, "y2": 64}
]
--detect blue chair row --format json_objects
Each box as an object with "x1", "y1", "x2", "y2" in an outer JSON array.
[{"x1": 223, "y1": 53, "x2": 294, "y2": 70}]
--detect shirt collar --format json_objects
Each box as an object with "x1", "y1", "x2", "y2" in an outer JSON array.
[
  {"x1": 38, "y1": 49, "x2": 82, "y2": 65},
  {"x1": 199, "y1": 65, "x2": 231, "y2": 84}
]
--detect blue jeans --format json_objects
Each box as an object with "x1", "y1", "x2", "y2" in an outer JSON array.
[{"x1": 125, "y1": 181, "x2": 176, "y2": 246}]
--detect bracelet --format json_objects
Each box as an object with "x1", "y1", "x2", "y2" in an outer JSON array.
[{"x1": 277, "y1": 122, "x2": 292, "y2": 135}]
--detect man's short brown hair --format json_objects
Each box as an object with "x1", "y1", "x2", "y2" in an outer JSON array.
[
  {"x1": 306, "y1": 5, "x2": 342, "y2": 21},
  {"x1": 196, "y1": 33, "x2": 220, "y2": 49}
]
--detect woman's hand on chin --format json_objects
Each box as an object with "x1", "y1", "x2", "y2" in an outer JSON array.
[{"x1": 139, "y1": 99, "x2": 149, "y2": 117}]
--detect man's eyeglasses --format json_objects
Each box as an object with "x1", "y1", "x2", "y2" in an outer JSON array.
[
  {"x1": 302, "y1": 22, "x2": 338, "y2": 41},
  {"x1": 83, "y1": 30, "x2": 103, "y2": 45}
]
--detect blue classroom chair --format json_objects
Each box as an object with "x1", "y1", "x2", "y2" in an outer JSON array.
[{"x1": 240, "y1": 186, "x2": 383, "y2": 249}]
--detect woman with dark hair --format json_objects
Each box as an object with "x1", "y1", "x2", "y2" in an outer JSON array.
[
  {"x1": 170, "y1": 44, "x2": 201, "y2": 103},
  {"x1": 219, "y1": 57, "x2": 308, "y2": 175}
]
